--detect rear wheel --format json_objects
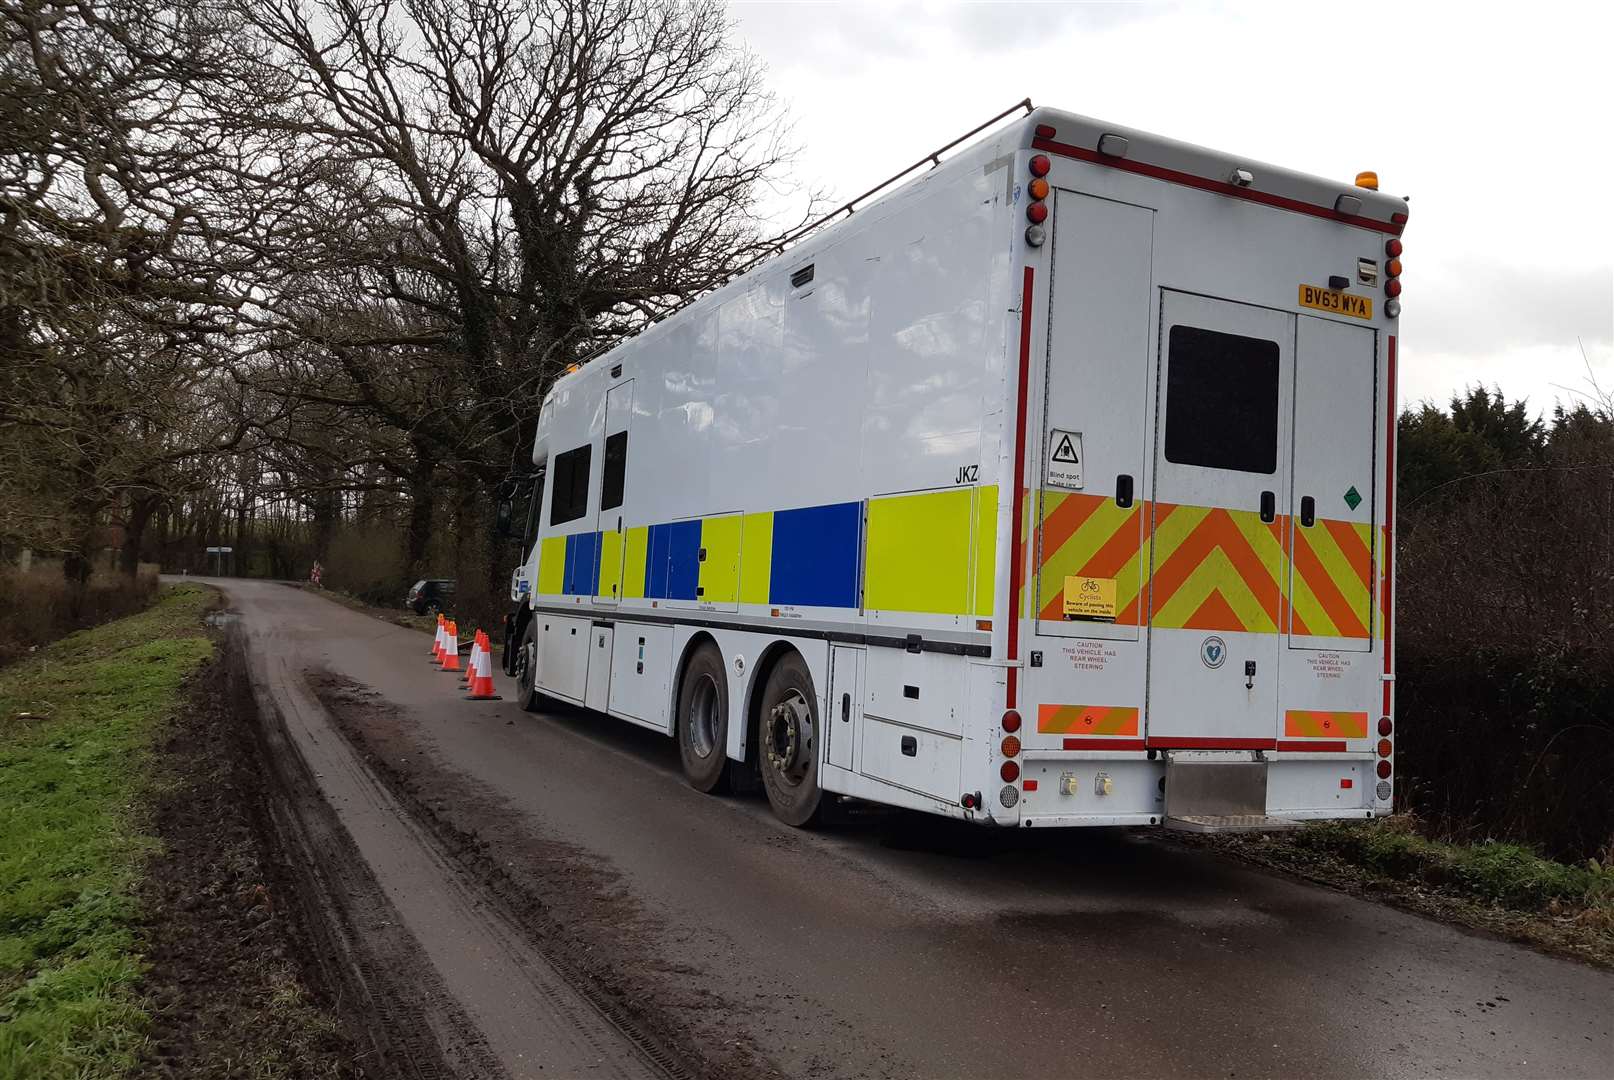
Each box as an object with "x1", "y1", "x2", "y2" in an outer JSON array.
[
  {"x1": 758, "y1": 651, "x2": 822, "y2": 827},
  {"x1": 514, "y1": 620, "x2": 545, "y2": 712},
  {"x1": 677, "y1": 643, "x2": 730, "y2": 793}
]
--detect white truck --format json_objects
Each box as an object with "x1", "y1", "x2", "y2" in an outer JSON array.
[{"x1": 500, "y1": 104, "x2": 1406, "y2": 831}]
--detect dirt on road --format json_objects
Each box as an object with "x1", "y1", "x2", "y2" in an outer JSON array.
[
  {"x1": 137, "y1": 636, "x2": 362, "y2": 1078},
  {"x1": 313, "y1": 672, "x2": 769, "y2": 1080},
  {"x1": 199, "y1": 577, "x2": 1614, "y2": 1080}
]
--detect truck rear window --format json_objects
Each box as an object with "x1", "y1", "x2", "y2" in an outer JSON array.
[{"x1": 1163, "y1": 325, "x2": 1279, "y2": 474}]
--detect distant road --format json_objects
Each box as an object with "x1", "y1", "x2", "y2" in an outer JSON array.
[{"x1": 198, "y1": 577, "x2": 1614, "y2": 1080}]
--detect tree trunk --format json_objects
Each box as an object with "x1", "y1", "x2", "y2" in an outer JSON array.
[
  {"x1": 405, "y1": 450, "x2": 436, "y2": 575},
  {"x1": 120, "y1": 494, "x2": 158, "y2": 576}
]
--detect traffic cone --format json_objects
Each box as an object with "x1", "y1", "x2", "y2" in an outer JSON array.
[
  {"x1": 460, "y1": 631, "x2": 482, "y2": 685},
  {"x1": 465, "y1": 634, "x2": 502, "y2": 700},
  {"x1": 441, "y1": 620, "x2": 461, "y2": 671},
  {"x1": 431, "y1": 615, "x2": 446, "y2": 663}
]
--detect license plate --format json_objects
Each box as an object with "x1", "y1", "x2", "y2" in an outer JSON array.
[{"x1": 1298, "y1": 284, "x2": 1372, "y2": 320}]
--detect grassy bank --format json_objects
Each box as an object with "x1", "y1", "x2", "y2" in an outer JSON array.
[
  {"x1": 1198, "y1": 816, "x2": 1614, "y2": 967},
  {"x1": 0, "y1": 585, "x2": 214, "y2": 1079}
]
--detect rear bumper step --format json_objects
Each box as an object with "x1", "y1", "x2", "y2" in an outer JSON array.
[{"x1": 1165, "y1": 814, "x2": 1303, "y2": 833}]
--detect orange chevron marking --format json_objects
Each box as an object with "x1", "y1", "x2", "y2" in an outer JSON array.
[
  {"x1": 1324, "y1": 518, "x2": 1374, "y2": 589},
  {"x1": 1292, "y1": 527, "x2": 1369, "y2": 638},
  {"x1": 1038, "y1": 704, "x2": 1140, "y2": 736},
  {"x1": 1184, "y1": 590, "x2": 1242, "y2": 631},
  {"x1": 1284, "y1": 710, "x2": 1369, "y2": 738},
  {"x1": 1026, "y1": 489, "x2": 1377, "y2": 639}
]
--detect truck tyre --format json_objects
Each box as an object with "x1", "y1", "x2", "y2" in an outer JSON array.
[
  {"x1": 514, "y1": 620, "x2": 545, "y2": 713},
  {"x1": 676, "y1": 643, "x2": 731, "y2": 793},
  {"x1": 757, "y1": 651, "x2": 823, "y2": 827}
]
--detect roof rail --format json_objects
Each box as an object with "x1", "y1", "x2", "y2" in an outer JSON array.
[
  {"x1": 759, "y1": 97, "x2": 1034, "y2": 258},
  {"x1": 567, "y1": 97, "x2": 1034, "y2": 371}
]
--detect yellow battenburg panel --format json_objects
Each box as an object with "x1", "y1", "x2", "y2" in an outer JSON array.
[
  {"x1": 596, "y1": 528, "x2": 623, "y2": 599},
  {"x1": 620, "y1": 526, "x2": 648, "y2": 599},
  {"x1": 972, "y1": 485, "x2": 998, "y2": 617},
  {"x1": 537, "y1": 535, "x2": 566, "y2": 595},
  {"x1": 698, "y1": 514, "x2": 742, "y2": 604},
  {"x1": 739, "y1": 512, "x2": 773, "y2": 605},
  {"x1": 864, "y1": 488, "x2": 973, "y2": 615}
]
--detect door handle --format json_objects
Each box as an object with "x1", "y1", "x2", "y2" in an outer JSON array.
[
  {"x1": 841, "y1": 693, "x2": 851, "y2": 722},
  {"x1": 1116, "y1": 474, "x2": 1134, "y2": 508},
  {"x1": 1259, "y1": 491, "x2": 1275, "y2": 523},
  {"x1": 1300, "y1": 495, "x2": 1315, "y2": 528}
]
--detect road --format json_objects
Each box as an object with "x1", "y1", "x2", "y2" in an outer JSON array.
[{"x1": 208, "y1": 577, "x2": 1612, "y2": 1080}]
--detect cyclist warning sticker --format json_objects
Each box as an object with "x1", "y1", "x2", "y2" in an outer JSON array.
[
  {"x1": 1047, "y1": 429, "x2": 1084, "y2": 489},
  {"x1": 1063, "y1": 574, "x2": 1117, "y2": 620}
]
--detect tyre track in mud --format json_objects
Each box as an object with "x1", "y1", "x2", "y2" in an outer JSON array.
[
  {"x1": 228, "y1": 616, "x2": 675, "y2": 1080},
  {"x1": 229, "y1": 624, "x2": 499, "y2": 1078},
  {"x1": 311, "y1": 673, "x2": 772, "y2": 1080}
]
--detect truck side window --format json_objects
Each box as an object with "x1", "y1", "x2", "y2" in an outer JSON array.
[
  {"x1": 601, "y1": 431, "x2": 627, "y2": 511},
  {"x1": 549, "y1": 445, "x2": 592, "y2": 525},
  {"x1": 524, "y1": 471, "x2": 545, "y2": 541},
  {"x1": 1163, "y1": 325, "x2": 1279, "y2": 474}
]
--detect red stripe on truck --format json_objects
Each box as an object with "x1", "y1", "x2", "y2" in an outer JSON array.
[
  {"x1": 1031, "y1": 137, "x2": 1407, "y2": 236},
  {"x1": 1007, "y1": 265, "x2": 1034, "y2": 709},
  {"x1": 1147, "y1": 737, "x2": 1277, "y2": 751}
]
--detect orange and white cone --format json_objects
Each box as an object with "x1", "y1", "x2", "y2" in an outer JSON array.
[
  {"x1": 460, "y1": 631, "x2": 482, "y2": 685},
  {"x1": 431, "y1": 615, "x2": 446, "y2": 663},
  {"x1": 440, "y1": 620, "x2": 461, "y2": 672},
  {"x1": 465, "y1": 633, "x2": 502, "y2": 700}
]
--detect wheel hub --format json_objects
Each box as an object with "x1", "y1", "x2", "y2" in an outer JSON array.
[{"x1": 765, "y1": 693, "x2": 812, "y2": 777}]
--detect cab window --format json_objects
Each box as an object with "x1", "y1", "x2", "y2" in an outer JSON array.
[{"x1": 549, "y1": 444, "x2": 591, "y2": 525}]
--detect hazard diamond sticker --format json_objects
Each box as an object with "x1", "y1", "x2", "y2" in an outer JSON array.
[
  {"x1": 1343, "y1": 485, "x2": 1362, "y2": 510},
  {"x1": 1047, "y1": 429, "x2": 1084, "y2": 489}
]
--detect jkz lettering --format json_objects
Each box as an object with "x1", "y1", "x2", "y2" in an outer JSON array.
[{"x1": 955, "y1": 464, "x2": 979, "y2": 484}]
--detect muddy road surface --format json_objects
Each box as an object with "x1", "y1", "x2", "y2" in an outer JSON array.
[{"x1": 203, "y1": 577, "x2": 1613, "y2": 1080}]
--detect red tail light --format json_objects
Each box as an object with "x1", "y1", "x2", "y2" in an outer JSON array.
[
  {"x1": 1385, "y1": 238, "x2": 1403, "y2": 257},
  {"x1": 1385, "y1": 278, "x2": 1402, "y2": 298},
  {"x1": 1029, "y1": 154, "x2": 1051, "y2": 177},
  {"x1": 1000, "y1": 761, "x2": 1020, "y2": 783},
  {"x1": 1001, "y1": 709, "x2": 1022, "y2": 733},
  {"x1": 1378, "y1": 716, "x2": 1393, "y2": 737},
  {"x1": 1376, "y1": 760, "x2": 1392, "y2": 779},
  {"x1": 1026, "y1": 202, "x2": 1048, "y2": 225}
]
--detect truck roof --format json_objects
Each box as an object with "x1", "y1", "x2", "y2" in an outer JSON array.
[{"x1": 547, "y1": 103, "x2": 1407, "y2": 398}]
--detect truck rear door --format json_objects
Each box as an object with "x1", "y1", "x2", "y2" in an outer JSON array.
[
  {"x1": 1278, "y1": 315, "x2": 1381, "y2": 753},
  {"x1": 1146, "y1": 292, "x2": 1293, "y2": 746}
]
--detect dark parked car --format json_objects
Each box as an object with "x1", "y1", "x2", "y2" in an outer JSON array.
[{"x1": 405, "y1": 578, "x2": 455, "y2": 615}]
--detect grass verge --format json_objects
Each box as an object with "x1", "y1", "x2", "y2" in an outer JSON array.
[
  {"x1": 0, "y1": 585, "x2": 214, "y2": 1079},
  {"x1": 1190, "y1": 816, "x2": 1614, "y2": 968}
]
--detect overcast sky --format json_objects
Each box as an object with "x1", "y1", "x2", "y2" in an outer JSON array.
[{"x1": 730, "y1": 0, "x2": 1613, "y2": 417}]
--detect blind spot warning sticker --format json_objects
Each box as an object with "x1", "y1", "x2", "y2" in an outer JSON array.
[{"x1": 1047, "y1": 429, "x2": 1084, "y2": 489}]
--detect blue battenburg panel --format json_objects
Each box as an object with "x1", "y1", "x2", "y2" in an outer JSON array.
[
  {"x1": 564, "y1": 531, "x2": 600, "y2": 595},
  {"x1": 646, "y1": 520, "x2": 701, "y2": 600},
  {"x1": 769, "y1": 502, "x2": 861, "y2": 608}
]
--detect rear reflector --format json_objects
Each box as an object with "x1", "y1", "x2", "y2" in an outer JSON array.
[
  {"x1": 1340, "y1": 778, "x2": 1353, "y2": 789},
  {"x1": 1034, "y1": 123, "x2": 1057, "y2": 139},
  {"x1": 1022, "y1": 779, "x2": 1039, "y2": 792}
]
